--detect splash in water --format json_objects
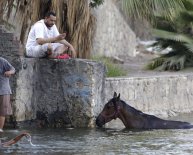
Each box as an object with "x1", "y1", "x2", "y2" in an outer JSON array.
[
  {"x1": 26, "y1": 134, "x2": 36, "y2": 147},
  {"x1": 1, "y1": 132, "x2": 37, "y2": 147}
]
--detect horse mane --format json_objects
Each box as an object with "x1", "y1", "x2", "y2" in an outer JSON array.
[
  {"x1": 120, "y1": 100, "x2": 143, "y2": 114},
  {"x1": 120, "y1": 100, "x2": 159, "y2": 120}
]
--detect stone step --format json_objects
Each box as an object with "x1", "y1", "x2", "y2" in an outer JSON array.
[
  {"x1": 0, "y1": 29, "x2": 5, "y2": 33},
  {"x1": 0, "y1": 25, "x2": 8, "y2": 33},
  {"x1": 0, "y1": 25, "x2": 5, "y2": 29}
]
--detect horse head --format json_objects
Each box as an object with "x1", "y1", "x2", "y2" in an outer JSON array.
[{"x1": 96, "y1": 92, "x2": 121, "y2": 127}]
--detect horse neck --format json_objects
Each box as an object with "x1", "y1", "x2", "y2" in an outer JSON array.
[{"x1": 118, "y1": 100, "x2": 145, "y2": 128}]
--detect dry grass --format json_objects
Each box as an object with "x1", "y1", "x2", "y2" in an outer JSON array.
[{"x1": 67, "y1": 0, "x2": 96, "y2": 58}]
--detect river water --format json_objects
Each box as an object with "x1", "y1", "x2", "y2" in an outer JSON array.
[{"x1": 1, "y1": 114, "x2": 193, "y2": 155}]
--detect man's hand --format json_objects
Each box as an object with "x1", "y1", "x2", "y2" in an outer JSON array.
[
  {"x1": 4, "y1": 70, "x2": 15, "y2": 77},
  {"x1": 69, "y1": 46, "x2": 77, "y2": 58},
  {"x1": 56, "y1": 33, "x2": 66, "y2": 41}
]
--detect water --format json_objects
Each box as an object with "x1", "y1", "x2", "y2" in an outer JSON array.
[{"x1": 1, "y1": 115, "x2": 193, "y2": 155}]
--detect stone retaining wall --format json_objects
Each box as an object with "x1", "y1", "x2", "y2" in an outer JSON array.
[
  {"x1": 104, "y1": 74, "x2": 193, "y2": 118},
  {"x1": 14, "y1": 58, "x2": 106, "y2": 128}
]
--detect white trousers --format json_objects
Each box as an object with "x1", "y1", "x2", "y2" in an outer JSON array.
[{"x1": 26, "y1": 43, "x2": 63, "y2": 58}]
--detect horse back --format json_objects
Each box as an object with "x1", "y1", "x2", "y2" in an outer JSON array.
[{"x1": 148, "y1": 116, "x2": 193, "y2": 129}]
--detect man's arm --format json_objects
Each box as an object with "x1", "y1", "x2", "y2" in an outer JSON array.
[
  {"x1": 36, "y1": 33, "x2": 66, "y2": 45},
  {"x1": 52, "y1": 26, "x2": 76, "y2": 57},
  {"x1": 4, "y1": 70, "x2": 15, "y2": 77},
  {"x1": 57, "y1": 39, "x2": 77, "y2": 58},
  {"x1": 3, "y1": 59, "x2": 15, "y2": 77}
]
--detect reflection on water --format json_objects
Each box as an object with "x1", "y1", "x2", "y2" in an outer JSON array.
[{"x1": 1, "y1": 114, "x2": 193, "y2": 155}]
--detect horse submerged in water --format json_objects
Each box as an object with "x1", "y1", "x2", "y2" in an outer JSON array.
[{"x1": 96, "y1": 92, "x2": 193, "y2": 129}]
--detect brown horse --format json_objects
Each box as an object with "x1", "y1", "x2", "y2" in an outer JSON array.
[
  {"x1": 0, "y1": 132, "x2": 30, "y2": 147},
  {"x1": 96, "y1": 92, "x2": 193, "y2": 129}
]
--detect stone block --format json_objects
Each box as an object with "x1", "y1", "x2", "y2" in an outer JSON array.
[{"x1": 12, "y1": 58, "x2": 106, "y2": 128}]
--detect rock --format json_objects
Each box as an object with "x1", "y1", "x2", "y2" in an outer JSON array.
[
  {"x1": 110, "y1": 56, "x2": 124, "y2": 64},
  {"x1": 13, "y1": 58, "x2": 106, "y2": 128}
]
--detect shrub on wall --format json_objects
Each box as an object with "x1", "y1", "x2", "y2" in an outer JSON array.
[{"x1": 92, "y1": 56, "x2": 127, "y2": 77}]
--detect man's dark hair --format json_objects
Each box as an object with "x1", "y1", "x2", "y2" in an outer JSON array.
[{"x1": 45, "y1": 11, "x2": 56, "y2": 17}]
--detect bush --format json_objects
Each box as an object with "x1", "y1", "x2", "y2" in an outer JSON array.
[{"x1": 92, "y1": 56, "x2": 127, "y2": 77}]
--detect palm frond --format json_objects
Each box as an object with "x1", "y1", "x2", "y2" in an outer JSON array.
[
  {"x1": 146, "y1": 57, "x2": 165, "y2": 70},
  {"x1": 89, "y1": 0, "x2": 104, "y2": 8},
  {"x1": 122, "y1": 0, "x2": 185, "y2": 23},
  {"x1": 153, "y1": 29, "x2": 193, "y2": 44},
  {"x1": 184, "y1": 43, "x2": 193, "y2": 53},
  {"x1": 179, "y1": 11, "x2": 193, "y2": 22},
  {"x1": 183, "y1": 0, "x2": 193, "y2": 10},
  {"x1": 146, "y1": 55, "x2": 186, "y2": 71}
]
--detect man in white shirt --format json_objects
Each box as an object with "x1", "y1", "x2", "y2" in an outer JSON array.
[{"x1": 26, "y1": 11, "x2": 76, "y2": 58}]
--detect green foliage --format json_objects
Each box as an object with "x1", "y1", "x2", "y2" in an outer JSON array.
[
  {"x1": 92, "y1": 56, "x2": 127, "y2": 77},
  {"x1": 147, "y1": 0, "x2": 193, "y2": 71},
  {"x1": 122, "y1": 0, "x2": 185, "y2": 23},
  {"x1": 146, "y1": 55, "x2": 186, "y2": 71},
  {"x1": 89, "y1": 0, "x2": 104, "y2": 8}
]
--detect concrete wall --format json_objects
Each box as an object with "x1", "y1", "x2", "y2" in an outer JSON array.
[
  {"x1": 92, "y1": 0, "x2": 136, "y2": 57},
  {"x1": 105, "y1": 74, "x2": 193, "y2": 118}
]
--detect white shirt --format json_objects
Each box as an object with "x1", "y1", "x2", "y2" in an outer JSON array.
[{"x1": 26, "y1": 19, "x2": 59, "y2": 51}]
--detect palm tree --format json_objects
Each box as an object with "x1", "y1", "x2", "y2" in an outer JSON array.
[
  {"x1": 122, "y1": 0, "x2": 185, "y2": 23},
  {"x1": 146, "y1": 0, "x2": 193, "y2": 71}
]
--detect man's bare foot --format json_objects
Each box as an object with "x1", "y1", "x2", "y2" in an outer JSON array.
[
  {"x1": 46, "y1": 44, "x2": 53, "y2": 56},
  {"x1": 47, "y1": 44, "x2": 58, "y2": 59}
]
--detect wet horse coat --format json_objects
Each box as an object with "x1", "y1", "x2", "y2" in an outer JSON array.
[{"x1": 96, "y1": 92, "x2": 193, "y2": 129}]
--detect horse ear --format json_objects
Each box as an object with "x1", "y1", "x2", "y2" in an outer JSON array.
[
  {"x1": 117, "y1": 93, "x2": 120, "y2": 100},
  {"x1": 113, "y1": 92, "x2": 117, "y2": 98}
]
